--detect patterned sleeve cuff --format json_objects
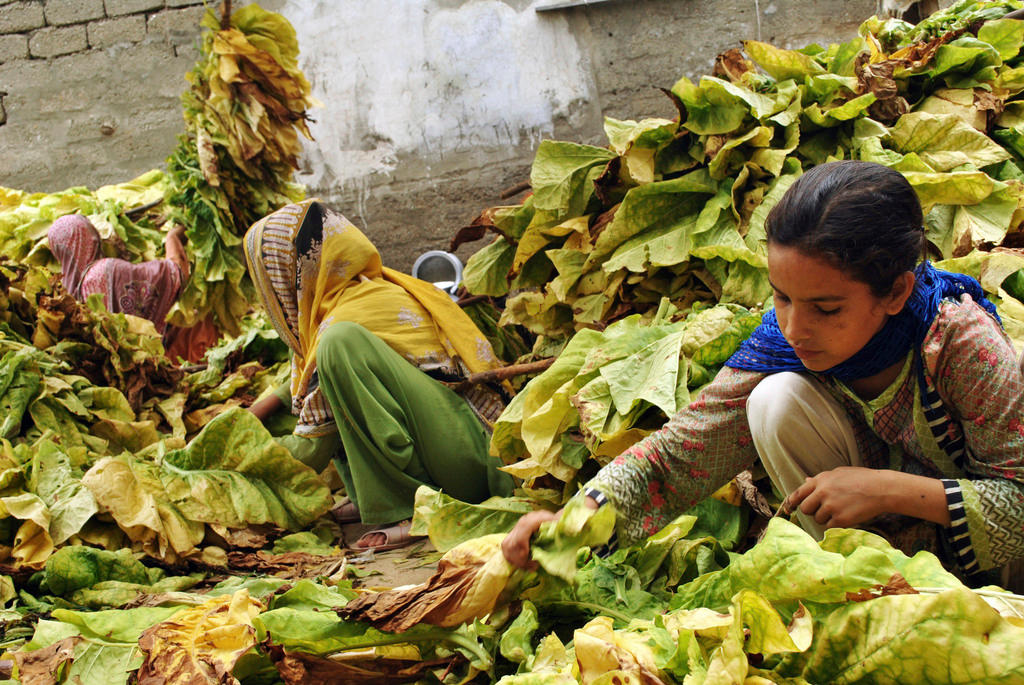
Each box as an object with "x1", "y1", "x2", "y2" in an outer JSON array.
[
  {"x1": 942, "y1": 479, "x2": 980, "y2": 575},
  {"x1": 582, "y1": 488, "x2": 618, "y2": 557},
  {"x1": 583, "y1": 488, "x2": 610, "y2": 508}
]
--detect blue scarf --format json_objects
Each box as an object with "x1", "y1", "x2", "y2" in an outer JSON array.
[{"x1": 725, "y1": 262, "x2": 1000, "y2": 381}]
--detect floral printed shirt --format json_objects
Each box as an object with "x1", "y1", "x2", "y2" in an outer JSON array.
[{"x1": 585, "y1": 295, "x2": 1024, "y2": 572}]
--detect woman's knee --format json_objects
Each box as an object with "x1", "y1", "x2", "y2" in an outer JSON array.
[
  {"x1": 316, "y1": 321, "x2": 374, "y2": 372},
  {"x1": 747, "y1": 372, "x2": 815, "y2": 439}
]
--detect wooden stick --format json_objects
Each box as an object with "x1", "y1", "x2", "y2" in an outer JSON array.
[
  {"x1": 124, "y1": 197, "x2": 164, "y2": 219},
  {"x1": 499, "y1": 180, "x2": 531, "y2": 199},
  {"x1": 457, "y1": 358, "x2": 555, "y2": 390},
  {"x1": 456, "y1": 294, "x2": 491, "y2": 308},
  {"x1": 221, "y1": 0, "x2": 232, "y2": 29}
]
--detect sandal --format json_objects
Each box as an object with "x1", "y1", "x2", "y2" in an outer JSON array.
[
  {"x1": 330, "y1": 498, "x2": 361, "y2": 524},
  {"x1": 354, "y1": 520, "x2": 420, "y2": 552}
]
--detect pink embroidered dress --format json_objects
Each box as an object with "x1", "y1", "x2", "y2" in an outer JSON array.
[
  {"x1": 586, "y1": 294, "x2": 1024, "y2": 574},
  {"x1": 47, "y1": 215, "x2": 182, "y2": 333}
]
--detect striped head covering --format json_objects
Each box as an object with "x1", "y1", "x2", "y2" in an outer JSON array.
[{"x1": 244, "y1": 199, "x2": 502, "y2": 437}]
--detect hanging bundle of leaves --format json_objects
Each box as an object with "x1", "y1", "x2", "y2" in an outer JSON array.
[{"x1": 165, "y1": 4, "x2": 316, "y2": 335}]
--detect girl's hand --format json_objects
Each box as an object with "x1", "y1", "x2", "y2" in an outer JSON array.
[
  {"x1": 784, "y1": 466, "x2": 890, "y2": 529},
  {"x1": 501, "y1": 495, "x2": 601, "y2": 570},
  {"x1": 501, "y1": 509, "x2": 561, "y2": 570}
]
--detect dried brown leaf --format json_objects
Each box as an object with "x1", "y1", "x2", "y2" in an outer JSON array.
[
  {"x1": 13, "y1": 637, "x2": 79, "y2": 685},
  {"x1": 845, "y1": 573, "x2": 919, "y2": 602},
  {"x1": 265, "y1": 642, "x2": 454, "y2": 685}
]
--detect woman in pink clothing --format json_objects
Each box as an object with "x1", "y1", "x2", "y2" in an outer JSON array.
[{"x1": 47, "y1": 214, "x2": 188, "y2": 336}]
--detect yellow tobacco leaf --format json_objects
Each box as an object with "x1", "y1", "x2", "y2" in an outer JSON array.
[
  {"x1": 135, "y1": 590, "x2": 264, "y2": 684},
  {"x1": 2, "y1": 493, "x2": 54, "y2": 568},
  {"x1": 10, "y1": 520, "x2": 53, "y2": 569},
  {"x1": 574, "y1": 616, "x2": 664, "y2": 685},
  {"x1": 82, "y1": 456, "x2": 205, "y2": 561},
  {"x1": 711, "y1": 478, "x2": 744, "y2": 507}
]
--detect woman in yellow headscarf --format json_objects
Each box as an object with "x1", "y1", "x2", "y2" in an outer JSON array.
[{"x1": 245, "y1": 200, "x2": 514, "y2": 550}]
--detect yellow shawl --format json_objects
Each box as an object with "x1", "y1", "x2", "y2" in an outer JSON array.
[{"x1": 244, "y1": 200, "x2": 500, "y2": 436}]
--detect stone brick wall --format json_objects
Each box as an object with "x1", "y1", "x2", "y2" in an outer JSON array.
[
  {"x1": 0, "y1": 0, "x2": 206, "y2": 61},
  {"x1": 0, "y1": 0, "x2": 220, "y2": 191}
]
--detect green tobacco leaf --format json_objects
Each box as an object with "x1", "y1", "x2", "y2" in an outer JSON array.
[
  {"x1": 793, "y1": 588, "x2": 1024, "y2": 683},
  {"x1": 914, "y1": 88, "x2": 986, "y2": 130},
  {"x1": 16, "y1": 606, "x2": 185, "y2": 685},
  {"x1": 410, "y1": 486, "x2": 537, "y2": 553},
  {"x1": 950, "y1": 184, "x2": 1019, "y2": 255},
  {"x1": 546, "y1": 248, "x2": 588, "y2": 300},
  {"x1": 41, "y1": 547, "x2": 152, "y2": 596},
  {"x1": 805, "y1": 74, "x2": 860, "y2": 106},
  {"x1": 924, "y1": 36, "x2": 1002, "y2": 86},
  {"x1": 903, "y1": 170, "x2": 996, "y2": 210},
  {"x1": 672, "y1": 518, "x2": 961, "y2": 613},
  {"x1": 927, "y1": 185, "x2": 1020, "y2": 260},
  {"x1": 499, "y1": 599, "x2": 539, "y2": 663},
  {"x1": 587, "y1": 169, "x2": 717, "y2": 266},
  {"x1": 267, "y1": 579, "x2": 356, "y2": 611},
  {"x1": 601, "y1": 214, "x2": 701, "y2": 274},
  {"x1": 82, "y1": 454, "x2": 206, "y2": 560},
  {"x1": 978, "y1": 17, "x2": 1024, "y2": 61},
  {"x1": 671, "y1": 77, "x2": 770, "y2": 135},
  {"x1": 271, "y1": 531, "x2": 337, "y2": 556},
  {"x1": 802, "y1": 93, "x2": 877, "y2": 127},
  {"x1": 708, "y1": 126, "x2": 773, "y2": 180},
  {"x1": 29, "y1": 439, "x2": 98, "y2": 546},
  {"x1": 159, "y1": 407, "x2": 332, "y2": 530},
  {"x1": 704, "y1": 258, "x2": 773, "y2": 308},
  {"x1": 745, "y1": 40, "x2": 826, "y2": 81},
  {"x1": 512, "y1": 216, "x2": 589, "y2": 275},
  {"x1": 573, "y1": 557, "x2": 667, "y2": 623},
  {"x1": 624, "y1": 515, "x2": 698, "y2": 585},
  {"x1": 511, "y1": 324, "x2": 638, "y2": 477},
  {"x1": 684, "y1": 496, "x2": 746, "y2": 551},
  {"x1": 529, "y1": 141, "x2": 617, "y2": 218},
  {"x1": 734, "y1": 590, "x2": 813, "y2": 656},
  {"x1": 83, "y1": 408, "x2": 331, "y2": 560},
  {"x1": 532, "y1": 496, "x2": 616, "y2": 582},
  {"x1": 70, "y1": 575, "x2": 203, "y2": 610},
  {"x1": 600, "y1": 328, "x2": 687, "y2": 417},
  {"x1": 936, "y1": 249, "x2": 1024, "y2": 294},
  {"x1": 258, "y1": 608, "x2": 494, "y2": 669},
  {"x1": 886, "y1": 112, "x2": 1010, "y2": 172},
  {"x1": 0, "y1": 350, "x2": 43, "y2": 440},
  {"x1": 604, "y1": 117, "x2": 677, "y2": 155}
]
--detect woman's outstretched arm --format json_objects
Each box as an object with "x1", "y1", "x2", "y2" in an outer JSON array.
[{"x1": 164, "y1": 224, "x2": 190, "y2": 281}]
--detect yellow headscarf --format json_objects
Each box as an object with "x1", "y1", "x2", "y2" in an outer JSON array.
[{"x1": 245, "y1": 199, "x2": 500, "y2": 436}]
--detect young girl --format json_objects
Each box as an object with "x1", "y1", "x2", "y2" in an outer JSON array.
[{"x1": 502, "y1": 160, "x2": 1024, "y2": 587}]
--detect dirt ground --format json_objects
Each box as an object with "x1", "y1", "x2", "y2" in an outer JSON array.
[{"x1": 339, "y1": 521, "x2": 440, "y2": 588}]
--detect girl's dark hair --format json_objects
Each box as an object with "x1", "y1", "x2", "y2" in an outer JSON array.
[{"x1": 766, "y1": 160, "x2": 925, "y2": 296}]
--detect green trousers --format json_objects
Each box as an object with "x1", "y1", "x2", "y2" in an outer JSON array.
[{"x1": 279, "y1": 321, "x2": 513, "y2": 525}]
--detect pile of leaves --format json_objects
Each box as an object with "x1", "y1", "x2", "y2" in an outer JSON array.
[
  {"x1": 10, "y1": 491, "x2": 1022, "y2": 684},
  {"x1": 164, "y1": 4, "x2": 316, "y2": 335},
  {"x1": 4, "y1": 1, "x2": 1024, "y2": 683}
]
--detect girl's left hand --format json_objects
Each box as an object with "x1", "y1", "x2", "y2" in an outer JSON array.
[{"x1": 784, "y1": 466, "x2": 890, "y2": 529}]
